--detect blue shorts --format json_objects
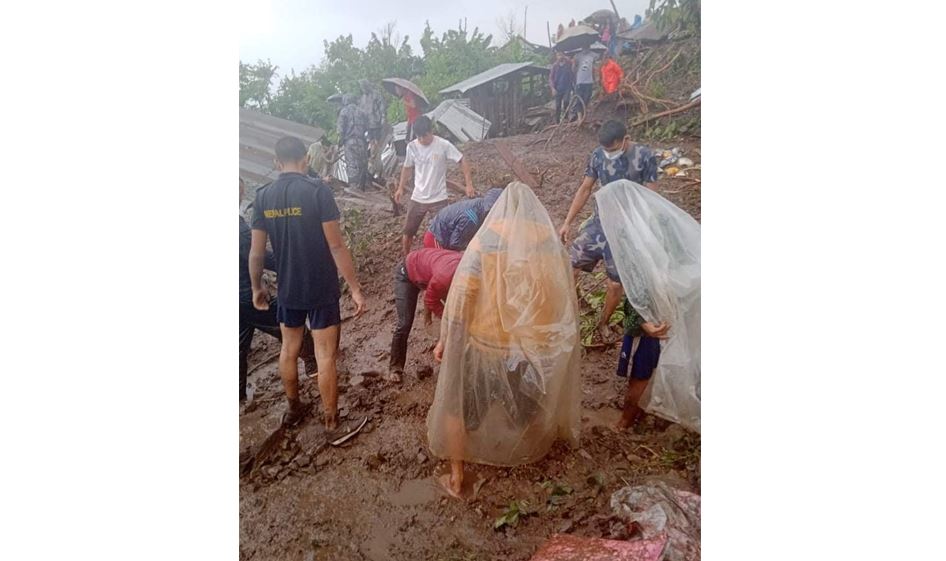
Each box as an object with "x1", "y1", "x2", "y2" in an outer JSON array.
[
  {"x1": 616, "y1": 335, "x2": 661, "y2": 380},
  {"x1": 277, "y1": 301, "x2": 341, "y2": 330},
  {"x1": 569, "y1": 215, "x2": 620, "y2": 282}
]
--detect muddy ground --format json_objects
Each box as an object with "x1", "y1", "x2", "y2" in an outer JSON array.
[{"x1": 239, "y1": 119, "x2": 701, "y2": 561}]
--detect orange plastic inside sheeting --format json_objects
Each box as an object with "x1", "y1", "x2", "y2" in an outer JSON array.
[
  {"x1": 529, "y1": 533, "x2": 668, "y2": 561},
  {"x1": 426, "y1": 182, "x2": 581, "y2": 466},
  {"x1": 602, "y1": 59, "x2": 624, "y2": 94}
]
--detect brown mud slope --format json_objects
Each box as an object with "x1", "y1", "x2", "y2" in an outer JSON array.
[{"x1": 240, "y1": 122, "x2": 701, "y2": 561}]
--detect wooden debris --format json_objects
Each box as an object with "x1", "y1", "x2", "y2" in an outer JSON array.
[{"x1": 494, "y1": 141, "x2": 539, "y2": 189}]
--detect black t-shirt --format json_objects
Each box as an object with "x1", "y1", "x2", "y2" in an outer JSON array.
[
  {"x1": 239, "y1": 215, "x2": 276, "y2": 304},
  {"x1": 251, "y1": 173, "x2": 341, "y2": 309}
]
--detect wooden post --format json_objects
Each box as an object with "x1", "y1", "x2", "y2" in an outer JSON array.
[
  {"x1": 609, "y1": 0, "x2": 621, "y2": 20},
  {"x1": 523, "y1": 5, "x2": 528, "y2": 38}
]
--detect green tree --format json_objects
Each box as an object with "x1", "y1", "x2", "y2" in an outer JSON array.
[
  {"x1": 255, "y1": 21, "x2": 543, "y2": 136},
  {"x1": 239, "y1": 59, "x2": 278, "y2": 109},
  {"x1": 647, "y1": 0, "x2": 701, "y2": 34}
]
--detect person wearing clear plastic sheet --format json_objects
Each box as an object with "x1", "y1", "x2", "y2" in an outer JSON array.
[
  {"x1": 428, "y1": 182, "x2": 581, "y2": 498},
  {"x1": 596, "y1": 179, "x2": 701, "y2": 433},
  {"x1": 614, "y1": 299, "x2": 669, "y2": 429},
  {"x1": 558, "y1": 120, "x2": 659, "y2": 344}
]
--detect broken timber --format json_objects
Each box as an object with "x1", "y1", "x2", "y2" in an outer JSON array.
[{"x1": 494, "y1": 141, "x2": 539, "y2": 189}]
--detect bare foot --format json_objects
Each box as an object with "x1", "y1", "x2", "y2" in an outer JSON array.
[
  {"x1": 437, "y1": 473, "x2": 463, "y2": 500},
  {"x1": 324, "y1": 412, "x2": 339, "y2": 432},
  {"x1": 614, "y1": 408, "x2": 642, "y2": 431}
]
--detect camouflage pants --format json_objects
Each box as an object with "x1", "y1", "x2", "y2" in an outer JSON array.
[{"x1": 344, "y1": 138, "x2": 368, "y2": 189}]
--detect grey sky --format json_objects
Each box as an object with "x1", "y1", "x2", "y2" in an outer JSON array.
[{"x1": 239, "y1": 0, "x2": 651, "y2": 76}]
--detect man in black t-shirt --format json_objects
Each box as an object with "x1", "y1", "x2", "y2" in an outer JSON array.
[
  {"x1": 250, "y1": 137, "x2": 367, "y2": 429},
  {"x1": 239, "y1": 177, "x2": 318, "y2": 403}
]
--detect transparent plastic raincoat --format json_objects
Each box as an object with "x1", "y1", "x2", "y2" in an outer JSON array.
[
  {"x1": 596, "y1": 180, "x2": 701, "y2": 432},
  {"x1": 426, "y1": 182, "x2": 582, "y2": 466}
]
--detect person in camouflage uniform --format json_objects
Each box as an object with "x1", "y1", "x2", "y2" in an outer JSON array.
[
  {"x1": 337, "y1": 94, "x2": 369, "y2": 190},
  {"x1": 558, "y1": 119, "x2": 659, "y2": 344},
  {"x1": 359, "y1": 79, "x2": 388, "y2": 182}
]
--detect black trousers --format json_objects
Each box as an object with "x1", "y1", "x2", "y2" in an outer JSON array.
[
  {"x1": 389, "y1": 262, "x2": 420, "y2": 372},
  {"x1": 239, "y1": 300, "x2": 318, "y2": 400},
  {"x1": 574, "y1": 83, "x2": 593, "y2": 116},
  {"x1": 554, "y1": 89, "x2": 572, "y2": 123}
]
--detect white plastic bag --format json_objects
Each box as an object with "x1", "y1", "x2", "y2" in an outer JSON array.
[{"x1": 596, "y1": 180, "x2": 701, "y2": 432}]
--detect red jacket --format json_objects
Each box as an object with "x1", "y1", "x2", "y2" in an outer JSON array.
[
  {"x1": 403, "y1": 92, "x2": 421, "y2": 124},
  {"x1": 405, "y1": 248, "x2": 463, "y2": 318}
]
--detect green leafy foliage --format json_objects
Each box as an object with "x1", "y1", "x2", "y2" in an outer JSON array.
[
  {"x1": 540, "y1": 480, "x2": 574, "y2": 508},
  {"x1": 647, "y1": 0, "x2": 701, "y2": 34},
  {"x1": 579, "y1": 272, "x2": 625, "y2": 345},
  {"x1": 239, "y1": 59, "x2": 278, "y2": 110},
  {"x1": 240, "y1": 21, "x2": 545, "y2": 135},
  {"x1": 493, "y1": 500, "x2": 536, "y2": 529}
]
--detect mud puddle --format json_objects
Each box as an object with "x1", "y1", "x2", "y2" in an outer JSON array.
[{"x1": 390, "y1": 477, "x2": 440, "y2": 507}]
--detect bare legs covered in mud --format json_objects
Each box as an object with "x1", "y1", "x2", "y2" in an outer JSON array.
[
  {"x1": 616, "y1": 377, "x2": 650, "y2": 429},
  {"x1": 597, "y1": 278, "x2": 624, "y2": 342},
  {"x1": 573, "y1": 271, "x2": 624, "y2": 343},
  {"x1": 438, "y1": 414, "x2": 467, "y2": 499},
  {"x1": 278, "y1": 323, "x2": 340, "y2": 430}
]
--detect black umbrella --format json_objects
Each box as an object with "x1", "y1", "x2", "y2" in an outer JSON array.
[
  {"x1": 554, "y1": 24, "x2": 600, "y2": 52},
  {"x1": 381, "y1": 78, "x2": 430, "y2": 109}
]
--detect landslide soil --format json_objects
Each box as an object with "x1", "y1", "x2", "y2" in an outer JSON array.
[{"x1": 239, "y1": 122, "x2": 701, "y2": 561}]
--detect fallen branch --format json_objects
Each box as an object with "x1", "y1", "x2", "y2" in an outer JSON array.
[{"x1": 631, "y1": 97, "x2": 701, "y2": 126}]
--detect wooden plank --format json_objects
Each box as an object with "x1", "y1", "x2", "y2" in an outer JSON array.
[{"x1": 494, "y1": 141, "x2": 539, "y2": 189}]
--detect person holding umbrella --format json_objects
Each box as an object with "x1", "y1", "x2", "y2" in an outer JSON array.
[{"x1": 573, "y1": 45, "x2": 599, "y2": 120}]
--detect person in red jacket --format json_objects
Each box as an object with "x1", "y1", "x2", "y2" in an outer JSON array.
[
  {"x1": 388, "y1": 248, "x2": 463, "y2": 383},
  {"x1": 396, "y1": 84, "x2": 422, "y2": 141}
]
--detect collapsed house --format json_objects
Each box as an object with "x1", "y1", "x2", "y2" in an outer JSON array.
[{"x1": 439, "y1": 62, "x2": 550, "y2": 137}]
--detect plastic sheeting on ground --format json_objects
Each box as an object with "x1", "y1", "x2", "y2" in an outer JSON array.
[
  {"x1": 611, "y1": 481, "x2": 701, "y2": 561},
  {"x1": 596, "y1": 180, "x2": 701, "y2": 432},
  {"x1": 529, "y1": 533, "x2": 667, "y2": 561},
  {"x1": 426, "y1": 182, "x2": 581, "y2": 466}
]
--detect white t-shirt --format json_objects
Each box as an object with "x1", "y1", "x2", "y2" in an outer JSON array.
[{"x1": 404, "y1": 136, "x2": 463, "y2": 203}]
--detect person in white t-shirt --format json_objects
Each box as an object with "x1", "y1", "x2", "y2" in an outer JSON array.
[{"x1": 395, "y1": 116, "x2": 475, "y2": 256}]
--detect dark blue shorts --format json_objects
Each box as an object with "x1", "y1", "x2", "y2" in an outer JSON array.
[
  {"x1": 277, "y1": 301, "x2": 341, "y2": 330},
  {"x1": 616, "y1": 335, "x2": 661, "y2": 380}
]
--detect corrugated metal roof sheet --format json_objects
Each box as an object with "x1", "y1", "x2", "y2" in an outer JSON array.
[
  {"x1": 439, "y1": 62, "x2": 549, "y2": 95},
  {"x1": 426, "y1": 99, "x2": 491, "y2": 143},
  {"x1": 390, "y1": 99, "x2": 491, "y2": 143},
  {"x1": 617, "y1": 20, "x2": 668, "y2": 42},
  {"x1": 239, "y1": 108, "x2": 325, "y2": 186}
]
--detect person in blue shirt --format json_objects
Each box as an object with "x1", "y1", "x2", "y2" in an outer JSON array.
[{"x1": 423, "y1": 187, "x2": 504, "y2": 251}]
